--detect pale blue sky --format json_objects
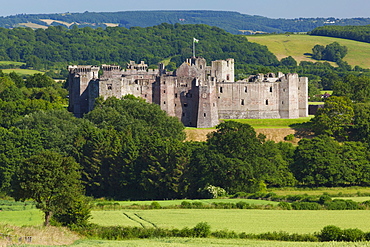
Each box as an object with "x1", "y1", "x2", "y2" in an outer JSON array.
[{"x1": 2, "y1": 0, "x2": 370, "y2": 19}]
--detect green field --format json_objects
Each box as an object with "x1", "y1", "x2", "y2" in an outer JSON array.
[
  {"x1": 222, "y1": 117, "x2": 312, "y2": 129},
  {"x1": 247, "y1": 34, "x2": 370, "y2": 69},
  {"x1": 95, "y1": 198, "x2": 279, "y2": 207},
  {"x1": 270, "y1": 186, "x2": 370, "y2": 196},
  {"x1": 0, "y1": 61, "x2": 25, "y2": 66},
  {"x1": 90, "y1": 209, "x2": 370, "y2": 234},
  {"x1": 0, "y1": 209, "x2": 43, "y2": 226},
  {"x1": 1, "y1": 68, "x2": 44, "y2": 75}
]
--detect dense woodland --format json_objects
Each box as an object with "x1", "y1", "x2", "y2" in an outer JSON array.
[
  {"x1": 3, "y1": 11, "x2": 370, "y2": 34},
  {"x1": 309, "y1": 25, "x2": 370, "y2": 43}
]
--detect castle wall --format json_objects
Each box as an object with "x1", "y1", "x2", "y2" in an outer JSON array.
[{"x1": 68, "y1": 58, "x2": 308, "y2": 128}]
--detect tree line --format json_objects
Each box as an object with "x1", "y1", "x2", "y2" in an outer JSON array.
[{"x1": 309, "y1": 25, "x2": 370, "y2": 43}]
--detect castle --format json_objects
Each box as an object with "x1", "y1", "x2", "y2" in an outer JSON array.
[{"x1": 68, "y1": 57, "x2": 308, "y2": 128}]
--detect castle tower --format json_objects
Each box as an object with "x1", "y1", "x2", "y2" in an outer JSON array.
[
  {"x1": 279, "y1": 73, "x2": 300, "y2": 118},
  {"x1": 68, "y1": 65, "x2": 100, "y2": 117},
  {"x1": 211, "y1": 58, "x2": 234, "y2": 82},
  {"x1": 298, "y1": 77, "x2": 308, "y2": 117}
]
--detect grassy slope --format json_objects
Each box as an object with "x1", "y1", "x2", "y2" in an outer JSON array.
[
  {"x1": 90, "y1": 209, "x2": 370, "y2": 234},
  {"x1": 247, "y1": 34, "x2": 370, "y2": 68}
]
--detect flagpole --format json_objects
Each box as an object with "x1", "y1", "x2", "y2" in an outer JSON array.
[{"x1": 193, "y1": 38, "x2": 199, "y2": 57}]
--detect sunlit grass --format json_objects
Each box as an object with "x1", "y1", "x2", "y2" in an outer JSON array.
[
  {"x1": 91, "y1": 209, "x2": 370, "y2": 234},
  {"x1": 247, "y1": 34, "x2": 370, "y2": 69}
]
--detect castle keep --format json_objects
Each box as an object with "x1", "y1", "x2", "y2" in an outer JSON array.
[{"x1": 68, "y1": 57, "x2": 308, "y2": 128}]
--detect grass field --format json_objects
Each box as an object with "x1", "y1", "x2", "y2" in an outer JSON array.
[
  {"x1": 247, "y1": 34, "x2": 370, "y2": 68},
  {"x1": 95, "y1": 198, "x2": 279, "y2": 207},
  {"x1": 0, "y1": 61, "x2": 25, "y2": 66},
  {"x1": 0, "y1": 209, "x2": 43, "y2": 226},
  {"x1": 222, "y1": 117, "x2": 312, "y2": 129},
  {"x1": 1, "y1": 68, "x2": 44, "y2": 75},
  {"x1": 269, "y1": 186, "x2": 370, "y2": 196},
  {"x1": 90, "y1": 209, "x2": 370, "y2": 234}
]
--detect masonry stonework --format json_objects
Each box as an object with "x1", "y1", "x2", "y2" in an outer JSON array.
[{"x1": 68, "y1": 57, "x2": 308, "y2": 128}]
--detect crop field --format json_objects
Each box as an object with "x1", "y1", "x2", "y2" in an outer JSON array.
[
  {"x1": 66, "y1": 238, "x2": 370, "y2": 247},
  {"x1": 95, "y1": 198, "x2": 280, "y2": 207},
  {"x1": 247, "y1": 34, "x2": 370, "y2": 68},
  {"x1": 90, "y1": 209, "x2": 370, "y2": 234}
]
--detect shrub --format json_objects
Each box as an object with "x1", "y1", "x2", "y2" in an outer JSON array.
[
  {"x1": 150, "y1": 201, "x2": 161, "y2": 209},
  {"x1": 192, "y1": 222, "x2": 211, "y2": 237},
  {"x1": 212, "y1": 229, "x2": 238, "y2": 238},
  {"x1": 278, "y1": 201, "x2": 292, "y2": 210},
  {"x1": 236, "y1": 201, "x2": 251, "y2": 209},
  {"x1": 326, "y1": 199, "x2": 359, "y2": 210},
  {"x1": 318, "y1": 225, "x2": 343, "y2": 241},
  {"x1": 318, "y1": 195, "x2": 332, "y2": 205},
  {"x1": 181, "y1": 201, "x2": 191, "y2": 208},
  {"x1": 341, "y1": 228, "x2": 365, "y2": 241},
  {"x1": 192, "y1": 201, "x2": 203, "y2": 208},
  {"x1": 284, "y1": 134, "x2": 295, "y2": 141},
  {"x1": 199, "y1": 185, "x2": 226, "y2": 199},
  {"x1": 291, "y1": 202, "x2": 321, "y2": 210}
]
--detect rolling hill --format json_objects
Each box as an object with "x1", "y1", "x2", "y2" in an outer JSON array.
[
  {"x1": 3, "y1": 11, "x2": 370, "y2": 34},
  {"x1": 247, "y1": 34, "x2": 370, "y2": 68}
]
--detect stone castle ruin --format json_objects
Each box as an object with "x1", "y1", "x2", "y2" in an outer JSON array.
[{"x1": 68, "y1": 57, "x2": 308, "y2": 128}]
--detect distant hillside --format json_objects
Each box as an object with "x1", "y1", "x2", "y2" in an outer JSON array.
[
  {"x1": 3, "y1": 11, "x2": 370, "y2": 34},
  {"x1": 247, "y1": 34, "x2": 370, "y2": 69}
]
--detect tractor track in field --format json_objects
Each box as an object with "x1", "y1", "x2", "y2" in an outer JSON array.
[
  {"x1": 134, "y1": 213, "x2": 157, "y2": 228},
  {"x1": 122, "y1": 212, "x2": 157, "y2": 228}
]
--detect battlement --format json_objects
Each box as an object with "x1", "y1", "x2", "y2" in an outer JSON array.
[{"x1": 68, "y1": 57, "x2": 308, "y2": 127}]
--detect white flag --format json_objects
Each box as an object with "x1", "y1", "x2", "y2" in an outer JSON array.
[{"x1": 193, "y1": 38, "x2": 199, "y2": 43}]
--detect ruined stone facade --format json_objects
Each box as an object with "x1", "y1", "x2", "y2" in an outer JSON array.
[{"x1": 68, "y1": 57, "x2": 308, "y2": 128}]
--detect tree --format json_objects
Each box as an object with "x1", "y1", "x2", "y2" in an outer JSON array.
[
  {"x1": 12, "y1": 150, "x2": 85, "y2": 226},
  {"x1": 311, "y1": 96, "x2": 354, "y2": 140}
]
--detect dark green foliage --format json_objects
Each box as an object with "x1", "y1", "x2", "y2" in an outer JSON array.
[
  {"x1": 312, "y1": 42, "x2": 348, "y2": 63},
  {"x1": 278, "y1": 201, "x2": 292, "y2": 210},
  {"x1": 192, "y1": 222, "x2": 211, "y2": 238},
  {"x1": 341, "y1": 228, "x2": 365, "y2": 242},
  {"x1": 311, "y1": 96, "x2": 354, "y2": 140},
  {"x1": 318, "y1": 225, "x2": 343, "y2": 241},
  {"x1": 150, "y1": 201, "x2": 161, "y2": 209},
  {"x1": 325, "y1": 199, "x2": 360, "y2": 210},
  {"x1": 317, "y1": 225, "x2": 365, "y2": 242},
  {"x1": 11, "y1": 150, "x2": 85, "y2": 226},
  {"x1": 310, "y1": 25, "x2": 370, "y2": 44},
  {"x1": 291, "y1": 202, "x2": 321, "y2": 210},
  {"x1": 52, "y1": 195, "x2": 92, "y2": 227}
]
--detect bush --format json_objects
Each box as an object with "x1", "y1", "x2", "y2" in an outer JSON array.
[
  {"x1": 236, "y1": 201, "x2": 251, "y2": 209},
  {"x1": 318, "y1": 225, "x2": 343, "y2": 241},
  {"x1": 192, "y1": 222, "x2": 211, "y2": 237},
  {"x1": 181, "y1": 201, "x2": 191, "y2": 208},
  {"x1": 278, "y1": 201, "x2": 292, "y2": 210},
  {"x1": 150, "y1": 201, "x2": 161, "y2": 209},
  {"x1": 326, "y1": 199, "x2": 359, "y2": 210},
  {"x1": 341, "y1": 228, "x2": 365, "y2": 241},
  {"x1": 291, "y1": 202, "x2": 321, "y2": 210},
  {"x1": 284, "y1": 134, "x2": 295, "y2": 141}
]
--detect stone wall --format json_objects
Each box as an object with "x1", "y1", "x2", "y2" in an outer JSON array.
[{"x1": 68, "y1": 57, "x2": 308, "y2": 127}]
